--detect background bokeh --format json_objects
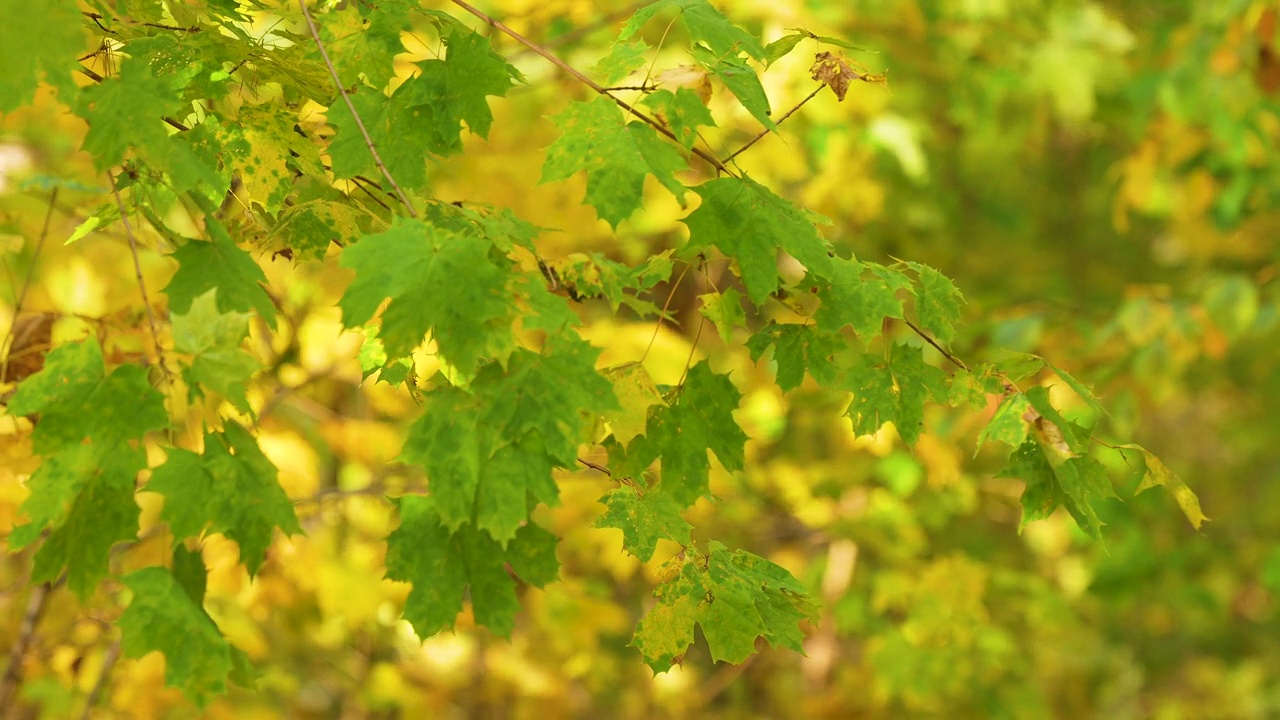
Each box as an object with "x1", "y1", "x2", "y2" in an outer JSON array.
[{"x1": 2, "y1": 0, "x2": 1278, "y2": 717}]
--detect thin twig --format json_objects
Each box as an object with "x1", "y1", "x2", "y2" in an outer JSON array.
[
  {"x1": 297, "y1": 0, "x2": 417, "y2": 217},
  {"x1": 1, "y1": 189, "x2": 57, "y2": 385},
  {"x1": 641, "y1": 259, "x2": 695, "y2": 364},
  {"x1": 79, "y1": 640, "x2": 121, "y2": 720},
  {"x1": 0, "y1": 582, "x2": 51, "y2": 712},
  {"x1": 577, "y1": 457, "x2": 612, "y2": 476},
  {"x1": 448, "y1": 0, "x2": 734, "y2": 177},
  {"x1": 903, "y1": 318, "x2": 968, "y2": 371},
  {"x1": 109, "y1": 172, "x2": 166, "y2": 368},
  {"x1": 722, "y1": 84, "x2": 825, "y2": 165}
]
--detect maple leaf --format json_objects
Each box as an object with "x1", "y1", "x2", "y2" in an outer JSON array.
[
  {"x1": 171, "y1": 290, "x2": 260, "y2": 413},
  {"x1": 384, "y1": 497, "x2": 558, "y2": 639},
  {"x1": 163, "y1": 236, "x2": 276, "y2": 327},
  {"x1": 746, "y1": 323, "x2": 843, "y2": 392},
  {"x1": 595, "y1": 487, "x2": 693, "y2": 561},
  {"x1": 1120, "y1": 443, "x2": 1208, "y2": 530},
  {"x1": 814, "y1": 257, "x2": 912, "y2": 340},
  {"x1": 683, "y1": 176, "x2": 833, "y2": 305},
  {"x1": 147, "y1": 423, "x2": 302, "y2": 576},
  {"x1": 542, "y1": 97, "x2": 688, "y2": 227},
  {"x1": 907, "y1": 261, "x2": 965, "y2": 344},
  {"x1": 479, "y1": 337, "x2": 619, "y2": 465},
  {"x1": 620, "y1": 0, "x2": 767, "y2": 61},
  {"x1": 603, "y1": 362, "x2": 667, "y2": 445},
  {"x1": 0, "y1": 0, "x2": 81, "y2": 112},
  {"x1": 810, "y1": 51, "x2": 857, "y2": 101},
  {"x1": 842, "y1": 344, "x2": 948, "y2": 445},
  {"x1": 591, "y1": 40, "x2": 650, "y2": 84},
  {"x1": 698, "y1": 288, "x2": 745, "y2": 343},
  {"x1": 627, "y1": 362, "x2": 748, "y2": 506},
  {"x1": 641, "y1": 87, "x2": 717, "y2": 150},
  {"x1": 76, "y1": 58, "x2": 220, "y2": 192},
  {"x1": 400, "y1": 337, "x2": 617, "y2": 541},
  {"x1": 338, "y1": 217, "x2": 517, "y2": 372},
  {"x1": 998, "y1": 439, "x2": 1115, "y2": 540},
  {"x1": 976, "y1": 392, "x2": 1031, "y2": 453},
  {"x1": 268, "y1": 199, "x2": 365, "y2": 262},
  {"x1": 8, "y1": 444, "x2": 145, "y2": 600},
  {"x1": 8, "y1": 338, "x2": 167, "y2": 455},
  {"x1": 693, "y1": 49, "x2": 774, "y2": 129},
  {"x1": 632, "y1": 543, "x2": 816, "y2": 671},
  {"x1": 326, "y1": 29, "x2": 517, "y2": 187},
  {"x1": 318, "y1": 0, "x2": 412, "y2": 89},
  {"x1": 118, "y1": 568, "x2": 235, "y2": 709}
]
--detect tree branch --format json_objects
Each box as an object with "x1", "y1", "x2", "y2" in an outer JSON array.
[
  {"x1": 109, "y1": 171, "x2": 167, "y2": 370},
  {"x1": 297, "y1": 0, "x2": 418, "y2": 217},
  {"x1": 722, "y1": 84, "x2": 825, "y2": 165},
  {"x1": 448, "y1": 0, "x2": 734, "y2": 177},
  {"x1": 903, "y1": 318, "x2": 968, "y2": 371},
  {"x1": 0, "y1": 583, "x2": 52, "y2": 712}
]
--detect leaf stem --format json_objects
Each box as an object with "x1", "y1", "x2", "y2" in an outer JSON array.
[
  {"x1": 448, "y1": 0, "x2": 735, "y2": 176},
  {"x1": 902, "y1": 317, "x2": 968, "y2": 371},
  {"x1": 110, "y1": 172, "x2": 167, "y2": 371},
  {"x1": 297, "y1": 0, "x2": 417, "y2": 217}
]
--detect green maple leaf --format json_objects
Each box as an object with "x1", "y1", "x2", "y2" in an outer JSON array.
[
  {"x1": 76, "y1": 59, "x2": 219, "y2": 192},
  {"x1": 641, "y1": 87, "x2": 716, "y2": 150},
  {"x1": 410, "y1": 29, "x2": 520, "y2": 148},
  {"x1": 542, "y1": 97, "x2": 688, "y2": 227},
  {"x1": 327, "y1": 29, "x2": 517, "y2": 188},
  {"x1": 815, "y1": 257, "x2": 912, "y2": 340},
  {"x1": 602, "y1": 362, "x2": 666, "y2": 446},
  {"x1": 591, "y1": 40, "x2": 650, "y2": 84},
  {"x1": 268, "y1": 199, "x2": 365, "y2": 262},
  {"x1": 171, "y1": 290, "x2": 259, "y2": 413},
  {"x1": 8, "y1": 338, "x2": 167, "y2": 455},
  {"x1": 698, "y1": 288, "x2": 745, "y2": 343},
  {"x1": 975, "y1": 392, "x2": 1030, "y2": 454},
  {"x1": 595, "y1": 487, "x2": 693, "y2": 561},
  {"x1": 632, "y1": 542, "x2": 816, "y2": 671},
  {"x1": 683, "y1": 176, "x2": 833, "y2": 305},
  {"x1": 479, "y1": 337, "x2": 619, "y2": 465},
  {"x1": 338, "y1": 217, "x2": 517, "y2": 372},
  {"x1": 319, "y1": 0, "x2": 411, "y2": 89},
  {"x1": 1048, "y1": 361, "x2": 1107, "y2": 415},
  {"x1": 746, "y1": 323, "x2": 843, "y2": 392},
  {"x1": 9, "y1": 444, "x2": 144, "y2": 600},
  {"x1": 998, "y1": 439, "x2": 1116, "y2": 540},
  {"x1": 385, "y1": 497, "x2": 558, "y2": 639},
  {"x1": 906, "y1": 261, "x2": 965, "y2": 344},
  {"x1": 843, "y1": 344, "x2": 947, "y2": 445},
  {"x1": 400, "y1": 337, "x2": 617, "y2": 540},
  {"x1": 147, "y1": 423, "x2": 301, "y2": 576},
  {"x1": 118, "y1": 568, "x2": 234, "y2": 709},
  {"x1": 628, "y1": 362, "x2": 748, "y2": 506},
  {"x1": 620, "y1": 0, "x2": 766, "y2": 61},
  {"x1": 0, "y1": 0, "x2": 82, "y2": 112},
  {"x1": 325, "y1": 87, "x2": 427, "y2": 189},
  {"x1": 693, "y1": 49, "x2": 774, "y2": 129},
  {"x1": 163, "y1": 236, "x2": 276, "y2": 327}
]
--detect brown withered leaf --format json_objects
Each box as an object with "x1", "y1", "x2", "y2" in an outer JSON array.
[
  {"x1": 809, "y1": 52, "x2": 887, "y2": 101},
  {"x1": 2, "y1": 312, "x2": 56, "y2": 384}
]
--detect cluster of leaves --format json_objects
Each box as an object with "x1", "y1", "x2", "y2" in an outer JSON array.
[{"x1": 0, "y1": 0, "x2": 1207, "y2": 711}]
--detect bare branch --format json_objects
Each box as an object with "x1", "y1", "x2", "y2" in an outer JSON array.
[
  {"x1": 109, "y1": 171, "x2": 167, "y2": 369},
  {"x1": 0, "y1": 583, "x2": 52, "y2": 711}
]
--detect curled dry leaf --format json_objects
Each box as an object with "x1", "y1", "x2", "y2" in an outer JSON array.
[
  {"x1": 2, "y1": 312, "x2": 56, "y2": 385},
  {"x1": 654, "y1": 65, "x2": 713, "y2": 105},
  {"x1": 810, "y1": 52, "x2": 887, "y2": 101}
]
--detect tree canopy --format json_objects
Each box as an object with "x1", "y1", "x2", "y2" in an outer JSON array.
[{"x1": 1, "y1": 0, "x2": 1276, "y2": 717}]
